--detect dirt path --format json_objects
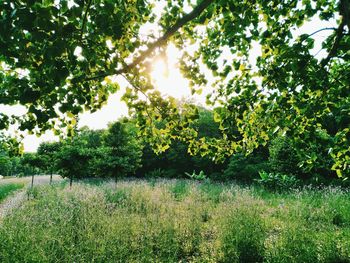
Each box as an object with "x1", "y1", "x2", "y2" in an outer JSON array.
[{"x1": 0, "y1": 175, "x2": 62, "y2": 220}]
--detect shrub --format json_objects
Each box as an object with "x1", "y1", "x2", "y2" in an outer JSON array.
[
  {"x1": 224, "y1": 153, "x2": 269, "y2": 182},
  {"x1": 199, "y1": 181, "x2": 223, "y2": 203},
  {"x1": 256, "y1": 171, "x2": 300, "y2": 191},
  {"x1": 268, "y1": 136, "x2": 302, "y2": 176},
  {"x1": 185, "y1": 170, "x2": 207, "y2": 181}
]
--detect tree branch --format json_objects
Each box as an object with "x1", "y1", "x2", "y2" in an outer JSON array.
[
  {"x1": 320, "y1": 0, "x2": 350, "y2": 67},
  {"x1": 320, "y1": 20, "x2": 346, "y2": 67},
  {"x1": 306, "y1": 27, "x2": 337, "y2": 39},
  {"x1": 340, "y1": 0, "x2": 350, "y2": 30},
  {"x1": 74, "y1": 0, "x2": 214, "y2": 83},
  {"x1": 80, "y1": 0, "x2": 93, "y2": 40}
]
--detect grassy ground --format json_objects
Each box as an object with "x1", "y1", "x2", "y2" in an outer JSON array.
[
  {"x1": 0, "y1": 179, "x2": 350, "y2": 262},
  {"x1": 0, "y1": 183, "x2": 24, "y2": 203}
]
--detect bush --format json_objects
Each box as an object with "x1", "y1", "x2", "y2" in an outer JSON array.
[
  {"x1": 185, "y1": 170, "x2": 207, "y2": 181},
  {"x1": 224, "y1": 153, "x2": 269, "y2": 182},
  {"x1": 256, "y1": 171, "x2": 300, "y2": 191},
  {"x1": 169, "y1": 180, "x2": 189, "y2": 200},
  {"x1": 268, "y1": 136, "x2": 302, "y2": 176}
]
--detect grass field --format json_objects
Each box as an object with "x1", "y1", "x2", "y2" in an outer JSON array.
[
  {"x1": 0, "y1": 183, "x2": 24, "y2": 203},
  {"x1": 0, "y1": 179, "x2": 349, "y2": 262}
]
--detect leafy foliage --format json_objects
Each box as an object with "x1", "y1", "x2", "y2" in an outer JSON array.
[
  {"x1": 0, "y1": 147, "x2": 11, "y2": 176},
  {"x1": 37, "y1": 141, "x2": 61, "y2": 175},
  {"x1": 137, "y1": 108, "x2": 226, "y2": 178},
  {"x1": 20, "y1": 152, "x2": 45, "y2": 175},
  {"x1": 55, "y1": 121, "x2": 142, "y2": 182},
  {"x1": 185, "y1": 170, "x2": 207, "y2": 181},
  {"x1": 0, "y1": 0, "x2": 349, "y2": 176},
  {"x1": 257, "y1": 171, "x2": 300, "y2": 191},
  {"x1": 224, "y1": 152, "x2": 270, "y2": 182},
  {"x1": 268, "y1": 136, "x2": 303, "y2": 177}
]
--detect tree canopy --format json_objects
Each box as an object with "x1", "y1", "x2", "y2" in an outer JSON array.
[{"x1": 0, "y1": 0, "x2": 349, "y2": 176}]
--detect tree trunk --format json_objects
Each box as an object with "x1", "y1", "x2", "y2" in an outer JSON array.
[
  {"x1": 50, "y1": 171, "x2": 53, "y2": 185},
  {"x1": 70, "y1": 177, "x2": 73, "y2": 188},
  {"x1": 31, "y1": 173, "x2": 35, "y2": 189}
]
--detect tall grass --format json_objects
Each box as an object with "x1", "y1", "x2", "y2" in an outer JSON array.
[
  {"x1": 0, "y1": 180, "x2": 349, "y2": 262},
  {"x1": 0, "y1": 183, "x2": 24, "y2": 202}
]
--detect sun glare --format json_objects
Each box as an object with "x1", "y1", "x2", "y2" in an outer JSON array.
[
  {"x1": 149, "y1": 45, "x2": 192, "y2": 100},
  {"x1": 151, "y1": 58, "x2": 168, "y2": 81}
]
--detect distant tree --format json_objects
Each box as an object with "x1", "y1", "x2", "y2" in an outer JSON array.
[
  {"x1": 9, "y1": 156, "x2": 22, "y2": 177},
  {"x1": 55, "y1": 123, "x2": 141, "y2": 184},
  {"x1": 101, "y1": 122, "x2": 142, "y2": 181},
  {"x1": 55, "y1": 128, "x2": 106, "y2": 185},
  {"x1": 137, "y1": 108, "x2": 226, "y2": 178},
  {"x1": 0, "y1": 148, "x2": 11, "y2": 176},
  {"x1": 37, "y1": 141, "x2": 61, "y2": 184},
  {"x1": 21, "y1": 153, "x2": 44, "y2": 188},
  {"x1": 55, "y1": 140, "x2": 91, "y2": 187}
]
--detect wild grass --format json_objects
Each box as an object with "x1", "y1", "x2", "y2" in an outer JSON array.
[
  {"x1": 0, "y1": 179, "x2": 350, "y2": 262},
  {"x1": 0, "y1": 183, "x2": 24, "y2": 202}
]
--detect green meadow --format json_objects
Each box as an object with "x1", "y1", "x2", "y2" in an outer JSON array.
[{"x1": 0, "y1": 179, "x2": 349, "y2": 263}]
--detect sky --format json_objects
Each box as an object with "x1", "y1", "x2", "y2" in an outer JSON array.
[{"x1": 0, "y1": 3, "x2": 337, "y2": 152}]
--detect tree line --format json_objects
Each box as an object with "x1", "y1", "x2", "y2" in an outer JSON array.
[{"x1": 0, "y1": 108, "x2": 346, "y2": 187}]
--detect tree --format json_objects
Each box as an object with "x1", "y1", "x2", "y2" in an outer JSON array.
[
  {"x1": 137, "y1": 108, "x2": 226, "y2": 178},
  {"x1": 1, "y1": 0, "x2": 349, "y2": 176},
  {"x1": 55, "y1": 139, "x2": 91, "y2": 186},
  {"x1": 54, "y1": 123, "x2": 141, "y2": 183},
  {"x1": 54, "y1": 128, "x2": 103, "y2": 185},
  {"x1": 21, "y1": 152, "x2": 44, "y2": 188},
  {"x1": 101, "y1": 122, "x2": 142, "y2": 181},
  {"x1": 0, "y1": 146, "x2": 11, "y2": 176},
  {"x1": 37, "y1": 141, "x2": 61, "y2": 184}
]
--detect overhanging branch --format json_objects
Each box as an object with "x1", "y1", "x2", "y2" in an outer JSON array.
[
  {"x1": 74, "y1": 0, "x2": 214, "y2": 83},
  {"x1": 321, "y1": 20, "x2": 346, "y2": 67},
  {"x1": 321, "y1": 0, "x2": 349, "y2": 67}
]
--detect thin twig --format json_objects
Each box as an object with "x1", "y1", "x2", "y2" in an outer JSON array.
[{"x1": 302, "y1": 27, "x2": 337, "y2": 40}]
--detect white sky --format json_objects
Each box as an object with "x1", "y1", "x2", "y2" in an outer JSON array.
[{"x1": 0, "y1": 4, "x2": 337, "y2": 152}]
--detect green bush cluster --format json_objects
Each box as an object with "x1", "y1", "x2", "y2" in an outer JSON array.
[
  {"x1": 1, "y1": 180, "x2": 350, "y2": 262},
  {"x1": 256, "y1": 171, "x2": 300, "y2": 191},
  {"x1": 223, "y1": 152, "x2": 269, "y2": 182}
]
